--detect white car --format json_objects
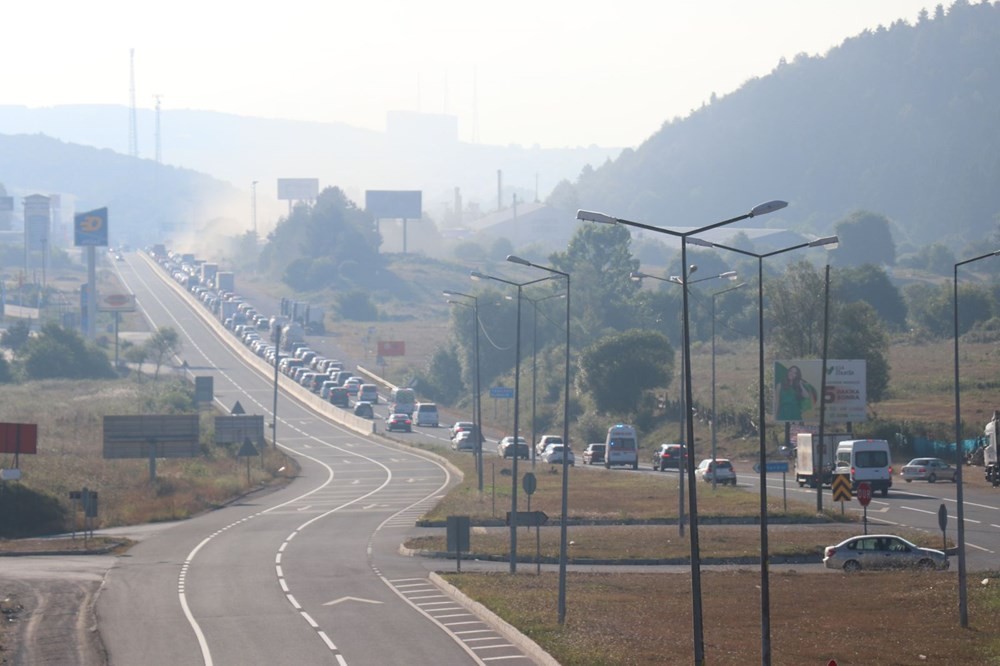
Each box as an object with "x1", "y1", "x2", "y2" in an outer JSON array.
[
  {"x1": 535, "y1": 435, "x2": 563, "y2": 458},
  {"x1": 543, "y1": 444, "x2": 575, "y2": 466},
  {"x1": 696, "y1": 458, "x2": 737, "y2": 485}
]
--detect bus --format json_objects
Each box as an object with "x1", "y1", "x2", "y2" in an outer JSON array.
[{"x1": 605, "y1": 424, "x2": 639, "y2": 469}]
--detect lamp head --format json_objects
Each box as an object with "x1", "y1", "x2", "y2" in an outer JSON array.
[
  {"x1": 470, "y1": 271, "x2": 486, "y2": 281},
  {"x1": 720, "y1": 271, "x2": 738, "y2": 280},
  {"x1": 749, "y1": 200, "x2": 788, "y2": 217},
  {"x1": 629, "y1": 271, "x2": 647, "y2": 282},
  {"x1": 576, "y1": 209, "x2": 617, "y2": 225},
  {"x1": 809, "y1": 235, "x2": 839, "y2": 250},
  {"x1": 506, "y1": 255, "x2": 531, "y2": 266}
]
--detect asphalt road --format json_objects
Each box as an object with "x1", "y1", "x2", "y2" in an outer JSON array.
[{"x1": 94, "y1": 252, "x2": 538, "y2": 666}]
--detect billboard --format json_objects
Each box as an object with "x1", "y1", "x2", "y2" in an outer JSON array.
[
  {"x1": 24, "y1": 194, "x2": 50, "y2": 251},
  {"x1": 214, "y1": 415, "x2": 265, "y2": 445},
  {"x1": 773, "y1": 359, "x2": 867, "y2": 424},
  {"x1": 103, "y1": 415, "x2": 200, "y2": 459},
  {"x1": 0, "y1": 423, "x2": 38, "y2": 455},
  {"x1": 74, "y1": 207, "x2": 109, "y2": 247},
  {"x1": 365, "y1": 190, "x2": 422, "y2": 219},
  {"x1": 97, "y1": 293, "x2": 137, "y2": 312},
  {"x1": 277, "y1": 178, "x2": 319, "y2": 201},
  {"x1": 377, "y1": 340, "x2": 406, "y2": 357}
]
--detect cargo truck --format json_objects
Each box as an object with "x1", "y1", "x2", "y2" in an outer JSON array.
[
  {"x1": 795, "y1": 432, "x2": 849, "y2": 488},
  {"x1": 215, "y1": 271, "x2": 235, "y2": 293},
  {"x1": 984, "y1": 412, "x2": 1000, "y2": 486}
]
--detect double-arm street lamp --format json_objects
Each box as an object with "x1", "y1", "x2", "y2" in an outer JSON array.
[
  {"x1": 703, "y1": 234, "x2": 838, "y2": 665},
  {"x1": 470, "y1": 270, "x2": 554, "y2": 574},
  {"x1": 577, "y1": 200, "x2": 788, "y2": 664},
  {"x1": 953, "y1": 249, "x2": 1000, "y2": 627},
  {"x1": 443, "y1": 290, "x2": 483, "y2": 494},
  {"x1": 505, "y1": 255, "x2": 573, "y2": 625},
  {"x1": 631, "y1": 268, "x2": 739, "y2": 533}
]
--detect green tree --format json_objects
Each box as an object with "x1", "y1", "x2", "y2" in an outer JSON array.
[
  {"x1": 145, "y1": 326, "x2": 182, "y2": 381},
  {"x1": 766, "y1": 261, "x2": 827, "y2": 358},
  {"x1": 414, "y1": 346, "x2": 464, "y2": 404},
  {"x1": 549, "y1": 223, "x2": 642, "y2": 345},
  {"x1": 0, "y1": 319, "x2": 31, "y2": 355},
  {"x1": 830, "y1": 211, "x2": 896, "y2": 268},
  {"x1": 830, "y1": 301, "x2": 891, "y2": 403},
  {"x1": 123, "y1": 342, "x2": 150, "y2": 382},
  {"x1": 335, "y1": 289, "x2": 378, "y2": 321},
  {"x1": 22, "y1": 323, "x2": 115, "y2": 380},
  {"x1": 834, "y1": 264, "x2": 908, "y2": 331},
  {"x1": 577, "y1": 329, "x2": 673, "y2": 414}
]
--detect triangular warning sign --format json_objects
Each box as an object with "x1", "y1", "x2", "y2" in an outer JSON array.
[
  {"x1": 237, "y1": 438, "x2": 258, "y2": 457},
  {"x1": 231, "y1": 401, "x2": 246, "y2": 415}
]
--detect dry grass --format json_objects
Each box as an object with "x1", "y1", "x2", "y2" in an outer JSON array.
[
  {"x1": 443, "y1": 569, "x2": 1000, "y2": 665},
  {"x1": 0, "y1": 378, "x2": 295, "y2": 533},
  {"x1": 408, "y1": 523, "x2": 945, "y2": 562}
]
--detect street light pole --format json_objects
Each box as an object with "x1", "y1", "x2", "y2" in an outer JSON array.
[
  {"x1": 708, "y1": 234, "x2": 838, "y2": 666},
  {"x1": 521, "y1": 291, "x2": 565, "y2": 467},
  {"x1": 953, "y1": 249, "x2": 999, "y2": 628},
  {"x1": 632, "y1": 268, "x2": 738, "y2": 529},
  {"x1": 506, "y1": 255, "x2": 572, "y2": 625},
  {"x1": 471, "y1": 270, "x2": 553, "y2": 574},
  {"x1": 578, "y1": 200, "x2": 787, "y2": 665},
  {"x1": 444, "y1": 290, "x2": 483, "y2": 494},
  {"x1": 711, "y1": 281, "x2": 746, "y2": 490}
]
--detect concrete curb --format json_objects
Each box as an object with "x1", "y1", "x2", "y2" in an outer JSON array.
[{"x1": 429, "y1": 571, "x2": 561, "y2": 666}]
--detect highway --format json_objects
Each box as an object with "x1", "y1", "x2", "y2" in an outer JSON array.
[{"x1": 97, "y1": 252, "x2": 536, "y2": 666}]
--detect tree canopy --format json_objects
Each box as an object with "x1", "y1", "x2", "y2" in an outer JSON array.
[{"x1": 577, "y1": 329, "x2": 674, "y2": 415}]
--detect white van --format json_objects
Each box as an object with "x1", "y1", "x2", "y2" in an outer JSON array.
[
  {"x1": 605, "y1": 424, "x2": 639, "y2": 469},
  {"x1": 835, "y1": 439, "x2": 893, "y2": 497},
  {"x1": 413, "y1": 402, "x2": 439, "y2": 427},
  {"x1": 358, "y1": 383, "x2": 379, "y2": 404},
  {"x1": 390, "y1": 387, "x2": 416, "y2": 415}
]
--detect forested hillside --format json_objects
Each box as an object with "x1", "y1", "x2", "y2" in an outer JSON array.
[{"x1": 565, "y1": 1, "x2": 1000, "y2": 254}]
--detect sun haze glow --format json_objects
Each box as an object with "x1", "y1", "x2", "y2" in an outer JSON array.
[{"x1": 1, "y1": 0, "x2": 935, "y2": 148}]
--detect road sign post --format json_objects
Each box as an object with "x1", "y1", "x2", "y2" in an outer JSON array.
[
  {"x1": 938, "y1": 503, "x2": 948, "y2": 552},
  {"x1": 831, "y1": 473, "x2": 852, "y2": 516},
  {"x1": 857, "y1": 481, "x2": 872, "y2": 534},
  {"x1": 522, "y1": 473, "x2": 539, "y2": 574}
]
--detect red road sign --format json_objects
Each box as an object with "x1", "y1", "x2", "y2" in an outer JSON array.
[{"x1": 857, "y1": 481, "x2": 872, "y2": 507}]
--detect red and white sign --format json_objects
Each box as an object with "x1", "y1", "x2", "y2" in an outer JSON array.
[
  {"x1": 98, "y1": 293, "x2": 137, "y2": 312},
  {"x1": 377, "y1": 340, "x2": 405, "y2": 357},
  {"x1": 857, "y1": 482, "x2": 872, "y2": 507}
]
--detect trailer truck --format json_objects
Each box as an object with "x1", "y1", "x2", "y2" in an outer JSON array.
[{"x1": 984, "y1": 412, "x2": 1000, "y2": 486}]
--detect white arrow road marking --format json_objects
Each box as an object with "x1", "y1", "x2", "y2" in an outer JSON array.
[{"x1": 323, "y1": 596, "x2": 383, "y2": 607}]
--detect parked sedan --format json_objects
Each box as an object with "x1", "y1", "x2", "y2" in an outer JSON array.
[
  {"x1": 385, "y1": 413, "x2": 412, "y2": 432},
  {"x1": 901, "y1": 457, "x2": 957, "y2": 483},
  {"x1": 823, "y1": 534, "x2": 949, "y2": 572}
]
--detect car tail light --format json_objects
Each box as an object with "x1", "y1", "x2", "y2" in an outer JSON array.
[
  {"x1": 824, "y1": 547, "x2": 836, "y2": 558},
  {"x1": 888, "y1": 466, "x2": 893, "y2": 474}
]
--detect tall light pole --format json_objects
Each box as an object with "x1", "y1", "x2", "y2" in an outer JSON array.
[
  {"x1": 631, "y1": 268, "x2": 738, "y2": 531},
  {"x1": 711, "y1": 281, "x2": 747, "y2": 490},
  {"x1": 251, "y1": 180, "x2": 259, "y2": 236},
  {"x1": 518, "y1": 291, "x2": 566, "y2": 467},
  {"x1": 444, "y1": 290, "x2": 483, "y2": 494},
  {"x1": 506, "y1": 255, "x2": 572, "y2": 624},
  {"x1": 707, "y1": 234, "x2": 838, "y2": 666},
  {"x1": 577, "y1": 200, "x2": 787, "y2": 665},
  {"x1": 470, "y1": 270, "x2": 553, "y2": 574},
  {"x1": 953, "y1": 250, "x2": 999, "y2": 627}
]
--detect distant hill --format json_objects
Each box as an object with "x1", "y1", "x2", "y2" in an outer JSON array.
[{"x1": 568, "y1": 1, "x2": 1000, "y2": 255}]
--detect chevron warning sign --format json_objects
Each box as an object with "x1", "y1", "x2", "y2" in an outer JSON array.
[{"x1": 832, "y1": 473, "x2": 853, "y2": 502}]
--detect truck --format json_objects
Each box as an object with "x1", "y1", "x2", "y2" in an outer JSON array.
[
  {"x1": 215, "y1": 271, "x2": 235, "y2": 293},
  {"x1": 200, "y1": 262, "x2": 218, "y2": 286},
  {"x1": 280, "y1": 321, "x2": 305, "y2": 352},
  {"x1": 984, "y1": 411, "x2": 1000, "y2": 486},
  {"x1": 795, "y1": 432, "x2": 849, "y2": 488},
  {"x1": 219, "y1": 300, "x2": 240, "y2": 325}
]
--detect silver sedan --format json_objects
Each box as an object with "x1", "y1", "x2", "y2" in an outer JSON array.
[
  {"x1": 823, "y1": 534, "x2": 949, "y2": 572},
  {"x1": 901, "y1": 457, "x2": 957, "y2": 483}
]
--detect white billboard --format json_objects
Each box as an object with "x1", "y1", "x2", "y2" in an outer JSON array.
[
  {"x1": 773, "y1": 359, "x2": 866, "y2": 424},
  {"x1": 277, "y1": 178, "x2": 319, "y2": 201}
]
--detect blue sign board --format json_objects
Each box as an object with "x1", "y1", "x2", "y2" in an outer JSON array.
[
  {"x1": 74, "y1": 207, "x2": 109, "y2": 247},
  {"x1": 489, "y1": 386, "x2": 514, "y2": 399},
  {"x1": 753, "y1": 461, "x2": 790, "y2": 473}
]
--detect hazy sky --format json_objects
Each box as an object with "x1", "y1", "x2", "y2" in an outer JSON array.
[{"x1": 3, "y1": 1, "x2": 936, "y2": 149}]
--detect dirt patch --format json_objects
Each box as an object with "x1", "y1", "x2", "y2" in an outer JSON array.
[{"x1": 0, "y1": 579, "x2": 106, "y2": 665}]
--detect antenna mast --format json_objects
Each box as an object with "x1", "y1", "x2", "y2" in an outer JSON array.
[
  {"x1": 153, "y1": 95, "x2": 162, "y2": 163},
  {"x1": 128, "y1": 49, "x2": 138, "y2": 157}
]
